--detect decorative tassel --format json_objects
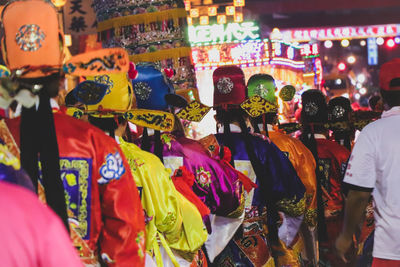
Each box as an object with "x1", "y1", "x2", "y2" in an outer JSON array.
[
  {"x1": 172, "y1": 166, "x2": 210, "y2": 217},
  {"x1": 163, "y1": 68, "x2": 174, "y2": 78},
  {"x1": 128, "y1": 62, "x2": 138, "y2": 79}
]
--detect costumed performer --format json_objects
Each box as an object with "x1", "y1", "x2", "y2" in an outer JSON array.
[
  {"x1": 130, "y1": 62, "x2": 254, "y2": 264},
  {"x1": 70, "y1": 69, "x2": 208, "y2": 267},
  {"x1": 247, "y1": 74, "x2": 318, "y2": 266},
  {"x1": 299, "y1": 90, "x2": 351, "y2": 266},
  {"x1": 200, "y1": 66, "x2": 306, "y2": 267},
  {"x1": 2, "y1": 0, "x2": 146, "y2": 265}
]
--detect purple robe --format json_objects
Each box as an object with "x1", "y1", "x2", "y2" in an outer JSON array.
[{"x1": 135, "y1": 132, "x2": 245, "y2": 260}]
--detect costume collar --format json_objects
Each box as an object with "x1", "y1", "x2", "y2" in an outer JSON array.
[
  {"x1": 314, "y1": 133, "x2": 327, "y2": 139},
  {"x1": 255, "y1": 123, "x2": 274, "y2": 133},
  {"x1": 382, "y1": 106, "x2": 400, "y2": 118},
  {"x1": 218, "y1": 124, "x2": 242, "y2": 133},
  {"x1": 115, "y1": 136, "x2": 121, "y2": 144},
  {"x1": 50, "y1": 98, "x2": 59, "y2": 110},
  {"x1": 147, "y1": 128, "x2": 155, "y2": 136}
]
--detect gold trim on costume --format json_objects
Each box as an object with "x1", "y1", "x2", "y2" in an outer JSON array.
[
  {"x1": 240, "y1": 95, "x2": 278, "y2": 118},
  {"x1": 124, "y1": 109, "x2": 175, "y2": 132},
  {"x1": 276, "y1": 193, "x2": 306, "y2": 217},
  {"x1": 129, "y1": 47, "x2": 192, "y2": 63},
  {"x1": 304, "y1": 208, "x2": 317, "y2": 227},
  {"x1": 176, "y1": 101, "x2": 211, "y2": 122}
]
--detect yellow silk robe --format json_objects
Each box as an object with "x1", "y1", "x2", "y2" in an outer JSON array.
[{"x1": 117, "y1": 137, "x2": 208, "y2": 266}]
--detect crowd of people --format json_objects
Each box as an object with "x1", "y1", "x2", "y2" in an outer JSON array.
[{"x1": 1, "y1": 1, "x2": 400, "y2": 267}]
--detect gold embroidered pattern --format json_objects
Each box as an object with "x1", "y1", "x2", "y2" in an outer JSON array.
[
  {"x1": 353, "y1": 120, "x2": 373, "y2": 131},
  {"x1": 227, "y1": 188, "x2": 245, "y2": 218},
  {"x1": 124, "y1": 109, "x2": 174, "y2": 131},
  {"x1": 0, "y1": 144, "x2": 20, "y2": 170},
  {"x1": 304, "y1": 208, "x2": 317, "y2": 227},
  {"x1": 60, "y1": 158, "x2": 90, "y2": 239},
  {"x1": 277, "y1": 193, "x2": 306, "y2": 217},
  {"x1": 240, "y1": 95, "x2": 278, "y2": 118},
  {"x1": 329, "y1": 121, "x2": 351, "y2": 131},
  {"x1": 176, "y1": 101, "x2": 211, "y2": 122}
]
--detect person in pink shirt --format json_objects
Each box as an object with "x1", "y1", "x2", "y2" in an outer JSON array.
[{"x1": 0, "y1": 181, "x2": 83, "y2": 267}]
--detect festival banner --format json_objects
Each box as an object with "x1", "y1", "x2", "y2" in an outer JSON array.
[{"x1": 64, "y1": 0, "x2": 97, "y2": 35}]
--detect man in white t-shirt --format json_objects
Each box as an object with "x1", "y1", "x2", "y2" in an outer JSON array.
[{"x1": 336, "y1": 58, "x2": 400, "y2": 267}]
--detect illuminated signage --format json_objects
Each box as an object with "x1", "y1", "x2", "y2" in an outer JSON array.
[
  {"x1": 282, "y1": 24, "x2": 400, "y2": 42},
  {"x1": 192, "y1": 39, "x2": 303, "y2": 70},
  {"x1": 188, "y1": 21, "x2": 260, "y2": 45},
  {"x1": 300, "y1": 43, "x2": 319, "y2": 57},
  {"x1": 271, "y1": 40, "x2": 303, "y2": 61},
  {"x1": 192, "y1": 40, "x2": 264, "y2": 67},
  {"x1": 315, "y1": 58, "x2": 323, "y2": 85},
  {"x1": 367, "y1": 38, "x2": 378, "y2": 65}
]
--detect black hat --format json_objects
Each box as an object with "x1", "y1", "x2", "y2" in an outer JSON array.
[
  {"x1": 328, "y1": 96, "x2": 352, "y2": 123},
  {"x1": 301, "y1": 89, "x2": 328, "y2": 124}
]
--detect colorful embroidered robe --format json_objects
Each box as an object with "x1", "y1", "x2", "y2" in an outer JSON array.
[
  {"x1": 314, "y1": 138, "x2": 351, "y2": 266},
  {"x1": 7, "y1": 113, "x2": 146, "y2": 267},
  {"x1": 117, "y1": 137, "x2": 208, "y2": 266},
  {"x1": 268, "y1": 129, "x2": 318, "y2": 265},
  {"x1": 136, "y1": 132, "x2": 244, "y2": 262},
  {"x1": 206, "y1": 132, "x2": 306, "y2": 267},
  {"x1": 269, "y1": 130, "x2": 317, "y2": 227}
]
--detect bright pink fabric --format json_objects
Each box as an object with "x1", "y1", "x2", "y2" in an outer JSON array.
[{"x1": 0, "y1": 182, "x2": 83, "y2": 267}]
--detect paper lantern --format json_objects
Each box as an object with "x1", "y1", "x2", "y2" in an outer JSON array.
[
  {"x1": 233, "y1": 0, "x2": 245, "y2": 7},
  {"x1": 234, "y1": 12, "x2": 243, "y2": 22},
  {"x1": 217, "y1": 15, "x2": 226, "y2": 24},
  {"x1": 200, "y1": 16, "x2": 209, "y2": 25},
  {"x1": 208, "y1": 7, "x2": 217, "y2": 16},
  {"x1": 51, "y1": 0, "x2": 66, "y2": 7},
  {"x1": 225, "y1": 6, "x2": 235, "y2": 15},
  {"x1": 190, "y1": 8, "x2": 199, "y2": 17}
]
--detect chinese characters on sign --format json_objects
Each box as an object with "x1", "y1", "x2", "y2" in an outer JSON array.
[
  {"x1": 367, "y1": 38, "x2": 378, "y2": 66},
  {"x1": 188, "y1": 22, "x2": 260, "y2": 45},
  {"x1": 300, "y1": 43, "x2": 319, "y2": 57},
  {"x1": 64, "y1": 0, "x2": 97, "y2": 35},
  {"x1": 191, "y1": 39, "x2": 303, "y2": 69},
  {"x1": 282, "y1": 24, "x2": 400, "y2": 42},
  {"x1": 192, "y1": 41, "x2": 264, "y2": 67}
]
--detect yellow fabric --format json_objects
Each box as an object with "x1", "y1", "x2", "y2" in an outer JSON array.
[
  {"x1": 269, "y1": 131, "x2": 317, "y2": 227},
  {"x1": 86, "y1": 73, "x2": 132, "y2": 117},
  {"x1": 97, "y1": 8, "x2": 187, "y2": 32},
  {"x1": 129, "y1": 47, "x2": 192, "y2": 63},
  {"x1": 118, "y1": 138, "x2": 207, "y2": 265}
]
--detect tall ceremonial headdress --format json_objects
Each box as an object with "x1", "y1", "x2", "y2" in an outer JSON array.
[
  {"x1": 1, "y1": 0, "x2": 69, "y2": 231},
  {"x1": 246, "y1": 73, "x2": 296, "y2": 136},
  {"x1": 131, "y1": 62, "x2": 186, "y2": 160},
  {"x1": 211, "y1": 66, "x2": 286, "y2": 254},
  {"x1": 328, "y1": 96, "x2": 353, "y2": 150},
  {"x1": 299, "y1": 89, "x2": 329, "y2": 242},
  {"x1": 66, "y1": 62, "x2": 179, "y2": 141},
  {"x1": 0, "y1": 0, "x2": 130, "y2": 231}
]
